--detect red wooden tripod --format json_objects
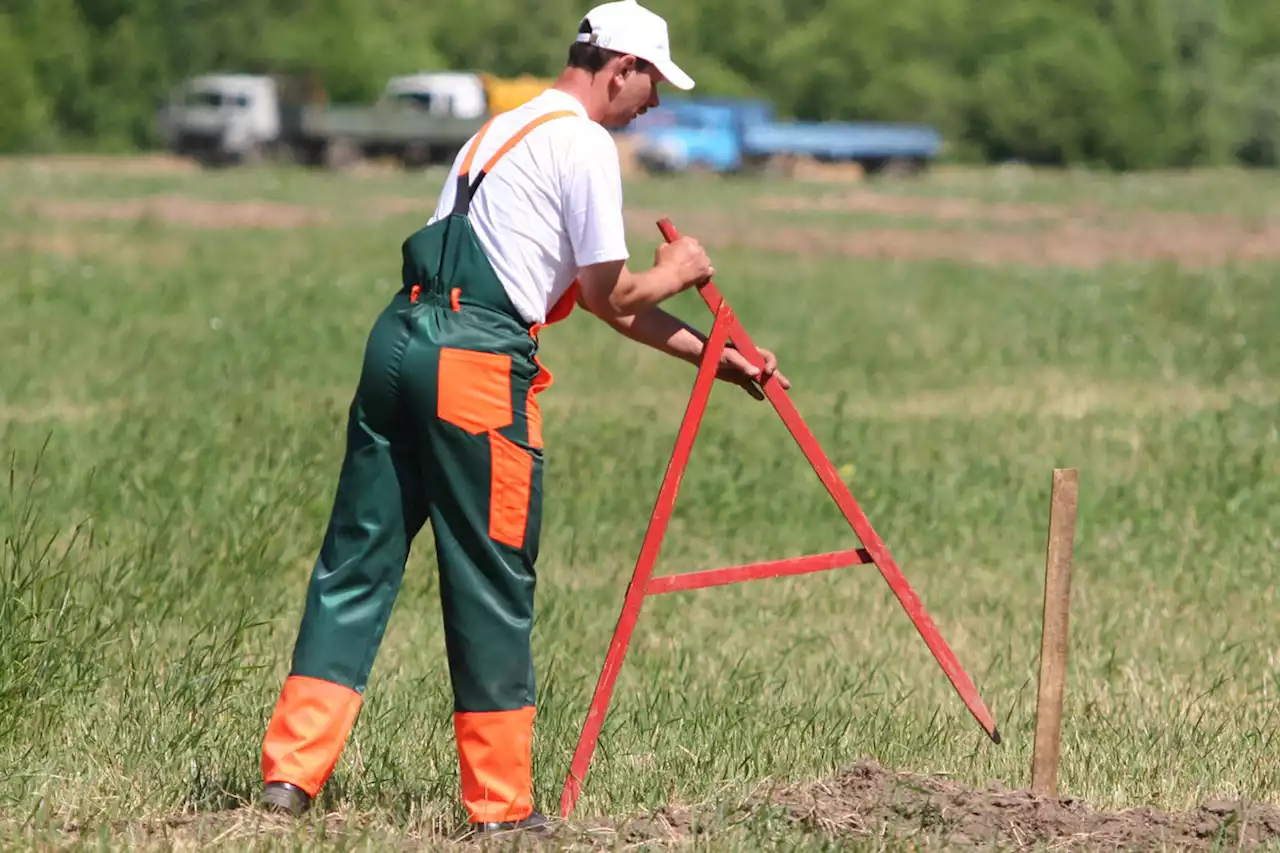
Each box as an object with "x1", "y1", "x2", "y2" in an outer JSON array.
[{"x1": 558, "y1": 217, "x2": 1001, "y2": 819}]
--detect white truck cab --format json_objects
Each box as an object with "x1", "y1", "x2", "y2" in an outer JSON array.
[
  {"x1": 382, "y1": 72, "x2": 488, "y2": 119},
  {"x1": 157, "y1": 73, "x2": 283, "y2": 165}
]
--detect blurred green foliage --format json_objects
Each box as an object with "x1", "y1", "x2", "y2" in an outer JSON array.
[{"x1": 1, "y1": 0, "x2": 1279, "y2": 167}]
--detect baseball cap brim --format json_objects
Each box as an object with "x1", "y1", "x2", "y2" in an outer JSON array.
[{"x1": 652, "y1": 57, "x2": 695, "y2": 91}]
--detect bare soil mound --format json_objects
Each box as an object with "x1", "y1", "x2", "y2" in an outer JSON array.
[
  {"x1": 20, "y1": 194, "x2": 436, "y2": 230},
  {"x1": 757, "y1": 190, "x2": 1068, "y2": 223},
  {"x1": 25, "y1": 196, "x2": 331, "y2": 229},
  {"x1": 628, "y1": 207, "x2": 1280, "y2": 269},
  {"x1": 0, "y1": 154, "x2": 199, "y2": 175},
  {"x1": 740, "y1": 759, "x2": 1280, "y2": 851}
]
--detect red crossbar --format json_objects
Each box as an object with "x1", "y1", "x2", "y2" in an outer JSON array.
[
  {"x1": 557, "y1": 217, "x2": 1000, "y2": 820},
  {"x1": 646, "y1": 548, "x2": 873, "y2": 595}
]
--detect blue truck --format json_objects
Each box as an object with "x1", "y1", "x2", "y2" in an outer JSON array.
[{"x1": 625, "y1": 96, "x2": 943, "y2": 176}]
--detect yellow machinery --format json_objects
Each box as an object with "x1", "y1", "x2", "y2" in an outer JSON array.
[{"x1": 480, "y1": 72, "x2": 553, "y2": 115}]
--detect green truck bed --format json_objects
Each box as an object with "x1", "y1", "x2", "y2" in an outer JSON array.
[{"x1": 297, "y1": 102, "x2": 487, "y2": 145}]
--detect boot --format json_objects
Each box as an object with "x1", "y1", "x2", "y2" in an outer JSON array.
[
  {"x1": 455, "y1": 809, "x2": 554, "y2": 840},
  {"x1": 481, "y1": 809, "x2": 552, "y2": 834},
  {"x1": 261, "y1": 781, "x2": 312, "y2": 817}
]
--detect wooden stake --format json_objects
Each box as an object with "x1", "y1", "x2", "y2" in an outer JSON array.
[{"x1": 1031, "y1": 468, "x2": 1078, "y2": 797}]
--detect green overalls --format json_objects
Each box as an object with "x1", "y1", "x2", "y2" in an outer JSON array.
[{"x1": 262, "y1": 109, "x2": 580, "y2": 825}]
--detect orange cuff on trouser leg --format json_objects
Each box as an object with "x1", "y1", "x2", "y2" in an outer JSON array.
[
  {"x1": 262, "y1": 675, "x2": 364, "y2": 797},
  {"x1": 455, "y1": 707, "x2": 536, "y2": 823}
]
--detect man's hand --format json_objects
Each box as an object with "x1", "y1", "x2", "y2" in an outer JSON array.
[
  {"x1": 716, "y1": 345, "x2": 791, "y2": 400},
  {"x1": 655, "y1": 236, "x2": 714, "y2": 291},
  {"x1": 577, "y1": 236, "x2": 715, "y2": 319}
]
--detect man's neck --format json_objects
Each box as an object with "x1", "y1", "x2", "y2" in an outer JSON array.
[{"x1": 550, "y1": 70, "x2": 604, "y2": 123}]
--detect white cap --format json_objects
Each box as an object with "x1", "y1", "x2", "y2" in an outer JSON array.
[{"x1": 575, "y1": 1, "x2": 695, "y2": 91}]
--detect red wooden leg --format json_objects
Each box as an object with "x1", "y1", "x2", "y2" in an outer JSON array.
[{"x1": 558, "y1": 303, "x2": 735, "y2": 819}]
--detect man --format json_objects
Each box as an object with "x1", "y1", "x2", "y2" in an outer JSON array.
[{"x1": 258, "y1": 0, "x2": 790, "y2": 835}]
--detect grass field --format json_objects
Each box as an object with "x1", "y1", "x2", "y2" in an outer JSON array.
[{"x1": 1, "y1": 155, "x2": 1278, "y2": 851}]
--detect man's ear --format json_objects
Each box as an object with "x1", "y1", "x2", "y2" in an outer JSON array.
[{"x1": 614, "y1": 54, "x2": 638, "y2": 79}]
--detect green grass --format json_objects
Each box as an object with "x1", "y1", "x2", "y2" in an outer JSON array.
[{"x1": 1, "y1": 158, "x2": 1278, "y2": 851}]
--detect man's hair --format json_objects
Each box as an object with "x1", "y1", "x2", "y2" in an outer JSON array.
[{"x1": 567, "y1": 18, "x2": 652, "y2": 73}]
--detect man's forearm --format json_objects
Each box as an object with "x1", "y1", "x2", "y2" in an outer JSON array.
[
  {"x1": 601, "y1": 265, "x2": 686, "y2": 317},
  {"x1": 601, "y1": 305, "x2": 707, "y2": 365}
]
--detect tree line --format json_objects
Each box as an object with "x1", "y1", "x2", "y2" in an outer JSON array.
[{"x1": 2, "y1": 0, "x2": 1278, "y2": 168}]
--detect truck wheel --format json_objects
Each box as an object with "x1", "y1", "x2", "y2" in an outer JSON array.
[
  {"x1": 433, "y1": 145, "x2": 462, "y2": 167},
  {"x1": 297, "y1": 142, "x2": 325, "y2": 168},
  {"x1": 323, "y1": 138, "x2": 362, "y2": 171},
  {"x1": 400, "y1": 142, "x2": 431, "y2": 170},
  {"x1": 882, "y1": 157, "x2": 926, "y2": 178},
  {"x1": 239, "y1": 143, "x2": 267, "y2": 168},
  {"x1": 860, "y1": 157, "x2": 889, "y2": 176}
]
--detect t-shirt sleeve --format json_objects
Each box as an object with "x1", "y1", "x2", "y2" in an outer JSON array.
[{"x1": 563, "y1": 125, "x2": 630, "y2": 268}]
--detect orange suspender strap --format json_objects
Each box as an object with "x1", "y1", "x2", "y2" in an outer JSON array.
[
  {"x1": 457, "y1": 116, "x2": 497, "y2": 179},
  {"x1": 452, "y1": 110, "x2": 578, "y2": 216},
  {"x1": 475, "y1": 110, "x2": 578, "y2": 176}
]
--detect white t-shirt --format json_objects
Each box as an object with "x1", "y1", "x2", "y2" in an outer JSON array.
[{"x1": 428, "y1": 88, "x2": 630, "y2": 325}]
